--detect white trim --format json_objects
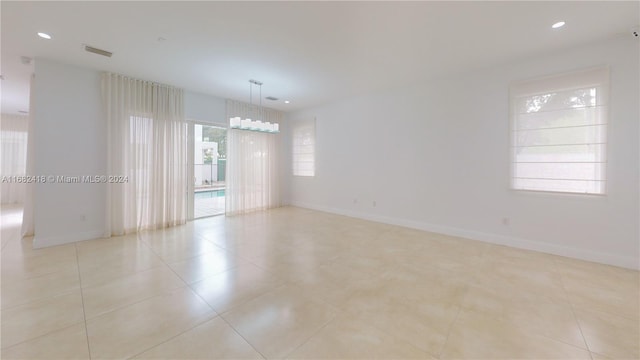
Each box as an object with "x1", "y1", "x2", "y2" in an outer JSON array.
[
  {"x1": 290, "y1": 201, "x2": 639, "y2": 270},
  {"x1": 33, "y1": 230, "x2": 104, "y2": 248}
]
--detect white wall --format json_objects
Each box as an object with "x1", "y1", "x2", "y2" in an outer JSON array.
[
  {"x1": 286, "y1": 37, "x2": 640, "y2": 269},
  {"x1": 185, "y1": 91, "x2": 226, "y2": 125},
  {"x1": 33, "y1": 59, "x2": 107, "y2": 247}
]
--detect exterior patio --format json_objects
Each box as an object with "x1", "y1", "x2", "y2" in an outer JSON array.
[{"x1": 194, "y1": 183, "x2": 225, "y2": 218}]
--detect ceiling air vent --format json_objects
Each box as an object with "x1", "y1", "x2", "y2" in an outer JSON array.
[
  {"x1": 265, "y1": 96, "x2": 279, "y2": 101},
  {"x1": 84, "y1": 45, "x2": 113, "y2": 58}
]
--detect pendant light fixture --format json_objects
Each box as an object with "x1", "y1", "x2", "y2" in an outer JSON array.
[{"x1": 229, "y1": 79, "x2": 280, "y2": 133}]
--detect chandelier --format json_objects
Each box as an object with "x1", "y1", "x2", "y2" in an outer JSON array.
[{"x1": 229, "y1": 79, "x2": 280, "y2": 133}]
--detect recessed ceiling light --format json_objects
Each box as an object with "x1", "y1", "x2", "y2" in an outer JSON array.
[
  {"x1": 37, "y1": 32, "x2": 52, "y2": 39},
  {"x1": 284, "y1": 100, "x2": 290, "y2": 104},
  {"x1": 552, "y1": 21, "x2": 565, "y2": 29}
]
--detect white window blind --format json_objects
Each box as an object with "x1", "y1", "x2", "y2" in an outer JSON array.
[
  {"x1": 510, "y1": 67, "x2": 609, "y2": 194},
  {"x1": 293, "y1": 118, "x2": 316, "y2": 177}
]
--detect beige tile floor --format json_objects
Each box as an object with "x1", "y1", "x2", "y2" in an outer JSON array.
[{"x1": 1, "y1": 205, "x2": 638, "y2": 359}]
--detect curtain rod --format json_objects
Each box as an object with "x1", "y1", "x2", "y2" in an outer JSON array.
[{"x1": 104, "y1": 72, "x2": 182, "y2": 90}]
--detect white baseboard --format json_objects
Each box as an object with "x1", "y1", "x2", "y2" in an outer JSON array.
[
  {"x1": 33, "y1": 230, "x2": 104, "y2": 249},
  {"x1": 290, "y1": 201, "x2": 639, "y2": 270}
]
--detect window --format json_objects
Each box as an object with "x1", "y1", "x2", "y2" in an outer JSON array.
[
  {"x1": 1, "y1": 115, "x2": 29, "y2": 204},
  {"x1": 510, "y1": 67, "x2": 609, "y2": 194},
  {"x1": 292, "y1": 118, "x2": 316, "y2": 177}
]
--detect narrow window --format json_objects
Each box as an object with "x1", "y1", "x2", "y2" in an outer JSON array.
[{"x1": 293, "y1": 118, "x2": 316, "y2": 177}]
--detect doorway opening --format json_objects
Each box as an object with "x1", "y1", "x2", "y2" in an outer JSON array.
[{"x1": 193, "y1": 124, "x2": 226, "y2": 218}]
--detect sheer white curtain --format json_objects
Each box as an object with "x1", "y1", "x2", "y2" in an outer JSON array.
[
  {"x1": 103, "y1": 73, "x2": 188, "y2": 235},
  {"x1": 1, "y1": 114, "x2": 29, "y2": 204},
  {"x1": 226, "y1": 100, "x2": 282, "y2": 215}
]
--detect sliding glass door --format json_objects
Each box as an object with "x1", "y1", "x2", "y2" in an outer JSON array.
[{"x1": 188, "y1": 122, "x2": 227, "y2": 219}]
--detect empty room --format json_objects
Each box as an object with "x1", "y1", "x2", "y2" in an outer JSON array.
[{"x1": 1, "y1": 1, "x2": 638, "y2": 359}]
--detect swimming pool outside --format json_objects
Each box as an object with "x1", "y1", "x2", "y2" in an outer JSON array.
[
  {"x1": 194, "y1": 188, "x2": 225, "y2": 217},
  {"x1": 195, "y1": 189, "x2": 225, "y2": 199}
]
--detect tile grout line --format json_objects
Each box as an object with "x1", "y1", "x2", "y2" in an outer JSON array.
[
  {"x1": 185, "y1": 221, "x2": 343, "y2": 359},
  {"x1": 268, "y1": 306, "x2": 339, "y2": 359},
  {"x1": 173, "y1": 263, "x2": 242, "y2": 289},
  {"x1": 83, "y1": 284, "x2": 186, "y2": 322},
  {"x1": 218, "y1": 314, "x2": 268, "y2": 360},
  {"x1": 553, "y1": 257, "x2": 594, "y2": 360},
  {"x1": 133, "y1": 221, "x2": 269, "y2": 360},
  {"x1": 438, "y1": 304, "x2": 462, "y2": 359},
  {"x1": 0, "y1": 287, "x2": 80, "y2": 312},
  {"x1": 131, "y1": 235, "x2": 228, "y2": 355},
  {"x1": 208, "y1": 281, "x2": 289, "y2": 319},
  {"x1": 1, "y1": 259, "x2": 79, "y2": 282},
  {"x1": 521, "y1": 323, "x2": 598, "y2": 354},
  {"x1": 138, "y1": 234, "x2": 217, "y2": 309},
  {"x1": 1, "y1": 243, "x2": 84, "y2": 349},
  {"x1": 122, "y1": 235, "x2": 220, "y2": 359},
  {"x1": 80, "y1": 263, "x2": 176, "y2": 292},
  {"x1": 77, "y1": 237, "x2": 195, "y2": 321},
  {"x1": 160, "y1": 234, "x2": 296, "y2": 317},
  {"x1": 0, "y1": 321, "x2": 84, "y2": 353},
  {"x1": 125, "y1": 314, "x2": 217, "y2": 359},
  {"x1": 464, "y1": 281, "x2": 599, "y2": 355},
  {"x1": 74, "y1": 242, "x2": 93, "y2": 360},
  {"x1": 500, "y1": 261, "x2": 597, "y2": 353}
]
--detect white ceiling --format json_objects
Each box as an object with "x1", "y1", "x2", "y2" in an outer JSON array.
[{"x1": 1, "y1": 1, "x2": 638, "y2": 115}]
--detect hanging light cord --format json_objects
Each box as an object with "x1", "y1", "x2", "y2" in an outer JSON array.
[
  {"x1": 248, "y1": 79, "x2": 264, "y2": 120},
  {"x1": 259, "y1": 82, "x2": 263, "y2": 120}
]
